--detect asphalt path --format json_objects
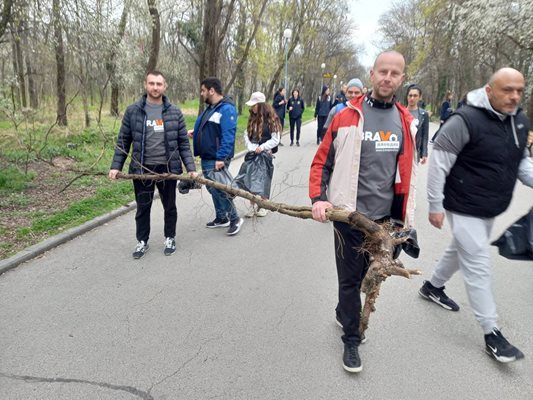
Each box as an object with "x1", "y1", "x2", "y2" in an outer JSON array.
[{"x1": 1, "y1": 121, "x2": 532, "y2": 400}]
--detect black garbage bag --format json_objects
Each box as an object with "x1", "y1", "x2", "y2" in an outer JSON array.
[
  {"x1": 391, "y1": 228, "x2": 420, "y2": 259},
  {"x1": 202, "y1": 167, "x2": 236, "y2": 199},
  {"x1": 232, "y1": 151, "x2": 274, "y2": 198},
  {"x1": 491, "y1": 208, "x2": 533, "y2": 260}
]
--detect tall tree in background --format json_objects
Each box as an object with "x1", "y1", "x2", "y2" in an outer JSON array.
[
  {"x1": 108, "y1": 2, "x2": 129, "y2": 116},
  {"x1": 52, "y1": 0, "x2": 67, "y2": 126},
  {"x1": 0, "y1": 0, "x2": 13, "y2": 40},
  {"x1": 146, "y1": 0, "x2": 160, "y2": 72}
]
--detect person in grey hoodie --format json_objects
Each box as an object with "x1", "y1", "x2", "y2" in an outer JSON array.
[{"x1": 420, "y1": 68, "x2": 533, "y2": 363}]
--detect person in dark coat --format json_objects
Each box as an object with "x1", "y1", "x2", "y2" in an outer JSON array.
[
  {"x1": 423, "y1": 68, "x2": 533, "y2": 364},
  {"x1": 272, "y1": 87, "x2": 287, "y2": 145},
  {"x1": 109, "y1": 71, "x2": 197, "y2": 259},
  {"x1": 314, "y1": 85, "x2": 332, "y2": 144},
  {"x1": 406, "y1": 85, "x2": 429, "y2": 164},
  {"x1": 287, "y1": 88, "x2": 305, "y2": 146}
]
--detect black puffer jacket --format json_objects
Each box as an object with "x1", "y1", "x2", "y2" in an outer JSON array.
[{"x1": 110, "y1": 95, "x2": 196, "y2": 174}]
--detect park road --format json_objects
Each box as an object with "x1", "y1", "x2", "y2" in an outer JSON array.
[{"x1": 1, "y1": 121, "x2": 532, "y2": 400}]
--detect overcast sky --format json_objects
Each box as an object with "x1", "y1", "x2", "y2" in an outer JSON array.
[{"x1": 349, "y1": 0, "x2": 393, "y2": 67}]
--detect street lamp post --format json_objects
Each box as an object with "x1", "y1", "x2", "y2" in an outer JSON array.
[
  {"x1": 333, "y1": 74, "x2": 337, "y2": 98},
  {"x1": 283, "y1": 28, "x2": 292, "y2": 92},
  {"x1": 320, "y1": 63, "x2": 326, "y2": 92}
]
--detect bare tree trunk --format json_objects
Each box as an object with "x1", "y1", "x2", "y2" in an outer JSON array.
[
  {"x1": 10, "y1": 37, "x2": 20, "y2": 109},
  {"x1": 225, "y1": 0, "x2": 268, "y2": 94},
  {"x1": 22, "y1": 20, "x2": 38, "y2": 109},
  {"x1": 13, "y1": 29, "x2": 27, "y2": 108},
  {"x1": 109, "y1": 3, "x2": 129, "y2": 117},
  {"x1": 53, "y1": 0, "x2": 67, "y2": 126},
  {"x1": 0, "y1": 0, "x2": 13, "y2": 40},
  {"x1": 146, "y1": 0, "x2": 160, "y2": 72},
  {"x1": 197, "y1": 0, "x2": 236, "y2": 114}
]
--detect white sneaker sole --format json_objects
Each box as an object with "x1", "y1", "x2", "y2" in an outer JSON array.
[
  {"x1": 226, "y1": 218, "x2": 244, "y2": 236},
  {"x1": 206, "y1": 221, "x2": 230, "y2": 228},
  {"x1": 485, "y1": 348, "x2": 523, "y2": 363},
  {"x1": 418, "y1": 289, "x2": 457, "y2": 311},
  {"x1": 132, "y1": 245, "x2": 149, "y2": 259},
  {"x1": 343, "y1": 363, "x2": 363, "y2": 373}
]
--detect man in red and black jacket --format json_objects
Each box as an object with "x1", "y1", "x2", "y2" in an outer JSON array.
[{"x1": 309, "y1": 51, "x2": 418, "y2": 373}]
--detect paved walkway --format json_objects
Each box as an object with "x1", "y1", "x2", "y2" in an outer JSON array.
[{"x1": 1, "y1": 121, "x2": 532, "y2": 399}]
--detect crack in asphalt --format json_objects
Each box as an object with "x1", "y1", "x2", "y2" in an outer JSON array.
[
  {"x1": 0, "y1": 371, "x2": 154, "y2": 400},
  {"x1": 147, "y1": 345, "x2": 203, "y2": 395}
]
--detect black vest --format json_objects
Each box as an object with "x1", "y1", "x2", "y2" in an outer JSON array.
[{"x1": 443, "y1": 105, "x2": 529, "y2": 218}]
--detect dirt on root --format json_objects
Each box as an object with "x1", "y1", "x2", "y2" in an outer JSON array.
[{"x1": 0, "y1": 158, "x2": 96, "y2": 260}]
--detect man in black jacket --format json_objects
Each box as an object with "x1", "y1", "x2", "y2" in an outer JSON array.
[
  {"x1": 109, "y1": 71, "x2": 197, "y2": 259},
  {"x1": 422, "y1": 68, "x2": 533, "y2": 363}
]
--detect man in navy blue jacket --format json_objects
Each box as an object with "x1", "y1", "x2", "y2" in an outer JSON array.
[
  {"x1": 189, "y1": 77, "x2": 243, "y2": 236},
  {"x1": 109, "y1": 71, "x2": 197, "y2": 259}
]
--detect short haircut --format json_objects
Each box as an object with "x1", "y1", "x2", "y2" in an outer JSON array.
[
  {"x1": 201, "y1": 77, "x2": 223, "y2": 95},
  {"x1": 408, "y1": 85, "x2": 422, "y2": 96},
  {"x1": 145, "y1": 70, "x2": 166, "y2": 80}
]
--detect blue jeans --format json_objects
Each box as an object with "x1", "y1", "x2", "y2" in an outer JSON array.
[{"x1": 201, "y1": 159, "x2": 239, "y2": 222}]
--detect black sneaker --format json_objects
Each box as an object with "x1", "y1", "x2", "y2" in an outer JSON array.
[
  {"x1": 296, "y1": 142, "x2": 300, "y2": 146},
  {"x1": 343, "y1": 344, "x2": 362, "y2": 373},
  {"x1": 419, "y1": 280, "x2": 460, "y2": 311},
  {"x1": 226, "y1": 218, "x2": 243, "y2": 236},
  {"x1": 132, "y1": 241, "x2": 149, "y2": 259},
  {"x1": 164, "y1": 237, "x2": 176, "y2": 256},
  {"x1": 335, "y1": 315, "x2": 367, "y2": 344},
  {"x1": 290, "y1": 142, "x2": 294, "y2": 146},
  {"x1": 206, "y1": 217, "x2": 230, "y2": 228},
  {"x1": 485, "y1": 328, "x2": 525, "y2": 363}
]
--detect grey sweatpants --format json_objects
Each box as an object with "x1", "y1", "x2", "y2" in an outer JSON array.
[{"x1": 430, "y1": 211, "x2": 498, "y2": 334}]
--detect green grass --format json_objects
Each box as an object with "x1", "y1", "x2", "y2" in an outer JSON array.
[
  {"x1": 18, "y1": 180, "x2": 133, "y2": 238},
  {"x1": 0, "y1": 97, "x2": 316, "y2": 258},
  {"x1": 0, "y1": 166, "x2": 35, "y2": 191}
]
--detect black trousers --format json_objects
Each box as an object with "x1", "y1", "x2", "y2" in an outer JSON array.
[
  {"x1": 133, "y1": 165, "x2": 177, "y2": 243},
  {"x1": 317, "y1": 116, "x2": 328, "y2": 142},
  {"x1": 289, "y1": 117, "x2": 302, "y2": 143},
  {"x1": 333, "y1": 221, "x2": 370, "y2": 345}
]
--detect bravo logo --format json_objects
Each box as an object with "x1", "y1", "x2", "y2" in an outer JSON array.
[
  {"x1": 361, "y1": 130, "x2": 400, "y2": 152},
  {"x1": 147, "y1": 119, "x2": 164, "y2": 132}
]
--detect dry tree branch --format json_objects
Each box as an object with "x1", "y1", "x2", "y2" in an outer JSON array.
[{"x1": 117, "y1": 172, "x2": 421, "y2": 337}]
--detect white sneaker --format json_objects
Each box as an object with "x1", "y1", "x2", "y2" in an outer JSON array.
[
  {"x1": 256, "y1": 208, "x2": 268, "y2": 217},
  {"x1": 245, "y1": 207, "x2": 256, "y2": 218}
]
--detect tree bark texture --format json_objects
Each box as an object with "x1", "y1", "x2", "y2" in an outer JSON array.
[
  {"x1": 53, "y1": 0, "x2": 67, "y2": 126},
  {"x1": 13, "y1": 29, "x2": 27, "y2": 108},
  {"x1": 107, "y1": 2, "x2": 129, "y2": 116},
  {"x1": 0, "y1": 0, "x2": 13, "y2": 40},
  {"x1": 146, "y1": 0, "x2": 160, "y2": 73}
]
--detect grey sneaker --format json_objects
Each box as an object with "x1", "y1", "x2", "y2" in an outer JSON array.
[
  {"x1": 164, "y1": 237, "x2": 176, "y2": 256},
  {"x1": 133, "y1": 241, "x2": 149, "y2": 259},
  {"x1": 226, "y1": 218, "x2": 244, "y2": 236}
]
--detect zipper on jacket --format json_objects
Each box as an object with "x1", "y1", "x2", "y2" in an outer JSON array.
[{"x1": 140, "y1": 114, "x2": 147, "y2": 174}]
